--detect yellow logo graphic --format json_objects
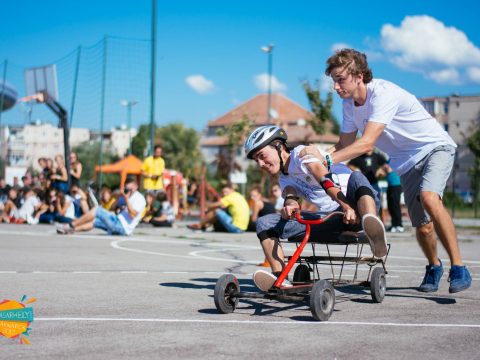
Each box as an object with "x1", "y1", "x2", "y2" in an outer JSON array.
[{"x1": 0, "y1": 295, "x2": 36, "y2": 344}]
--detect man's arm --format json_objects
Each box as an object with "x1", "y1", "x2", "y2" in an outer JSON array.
[
  {"x1": 303, "y1": 160, "x2": 357, "y2": 224},
  {"x1": 329, "y1": 122, "x2": 386, "y2": 164},
  {"x1": 329, "y1": 131, "x2": 358, "y2": 153}
]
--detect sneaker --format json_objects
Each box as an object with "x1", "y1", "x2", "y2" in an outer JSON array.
[
  {"x1": 419, "y1": 260, "x2": 444, "y2": 292},
  {"x1": 252, "y1": 270, "x2": 292, "y2": 292},
  {"x1": 56, "y1": 223, "x2": 74, "y2": 235},
  {"x1": 362, "y1": 214, "x2": 388, "y2": 257},
  {"x1": 388, "y1": 226, "x2": 404, "y2": 233},
  {"x1": 448, "y1": 265, "x2": 472, "y2": 293}
]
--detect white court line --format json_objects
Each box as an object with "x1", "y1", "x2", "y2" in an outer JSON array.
[{"x1": 34, "y1": 317, "x2": 480, "y2": 328}]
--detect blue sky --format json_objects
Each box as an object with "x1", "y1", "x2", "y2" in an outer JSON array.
[{"x1": 1, "y1": 0, "x2": 479, "y2": 131}]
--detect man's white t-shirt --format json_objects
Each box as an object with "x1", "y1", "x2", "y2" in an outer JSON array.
[
  {"x1": 342, "y1": 79, "x2": 456, "y2": 175},
  {"x1": 279, "y1": 145, "x2": 351, "y2": 213},
  {"x1": 118, "y1": 191, "x2": 146, "y2": 235}
]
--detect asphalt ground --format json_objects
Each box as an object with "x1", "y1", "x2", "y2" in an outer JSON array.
[{"x1": 0, "y1": 220, "x2": 479, "y2": 359}]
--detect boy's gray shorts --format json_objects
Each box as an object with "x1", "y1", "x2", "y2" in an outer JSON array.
[
  {"x1": 256, "y1": 171, "x2": 379, "y2": 241},
  {"x1": 400, "y1": 145, "x2": 456, "y2": 227}
]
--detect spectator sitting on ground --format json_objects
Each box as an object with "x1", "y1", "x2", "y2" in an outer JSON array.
[
  {"x1": 247, "y1": 185, "x2": 276, "y2": 232},
  {"x1": 150, "y1": 190, "x2": 175, "y2": 227},
  {"x1": 38, "y1": 189, "x2": 75, "y2": 224},
  {"x1": 187, "y1": 182, "x2": 249, "y2": 233},
  {"x1": 141, "y1": 192, "x2": 156, "y2": 223},
  {"x1": 17, "y1": 187, "x2": 42, "y2": 224},
  {"x1": 99, "y1": 187, "x2": 116, "y2": 211},
  {"x1": 56, "y1": 177, "x2": 146, "y2": 236},
  {"x1": 1, "y1": 188, "x2": 20, "y2": 223},
  {"x1": 69, "y1": 184, "x2": 90, "y2": 218},
  {"x1": 270, "y1": 184, "x2": 284, "y2": 212}
]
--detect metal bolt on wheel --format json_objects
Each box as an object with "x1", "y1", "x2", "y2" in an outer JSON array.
[
  {"x1": 214, "y1": 274, "x2": 240, "y2": 314},
  {"x1": 310, "y1": 279, "x2": 335, "y2": 321}
]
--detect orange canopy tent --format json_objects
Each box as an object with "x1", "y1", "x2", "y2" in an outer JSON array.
[{"x1": 94, "y1": 154, "x2": 183, "y2": 190}]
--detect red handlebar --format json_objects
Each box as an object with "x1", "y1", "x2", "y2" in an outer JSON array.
[{"x1": 293, "y1": 210, "x2": 344, "y2": 225}]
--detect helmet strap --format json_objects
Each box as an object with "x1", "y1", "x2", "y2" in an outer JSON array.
[{"x1": 274, "y1": 143, "x2": 288, "y2": 175}]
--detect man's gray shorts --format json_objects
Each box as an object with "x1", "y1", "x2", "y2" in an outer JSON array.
[
  {"x1": 400, "y1": 145, "x2": 456, "y2": 227},
  {"x1": 256, "y1": 171, "x2": 379, "y2": 241}
]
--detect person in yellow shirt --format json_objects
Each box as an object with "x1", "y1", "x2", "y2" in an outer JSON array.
[
  {"x1": 187, "y1": 183, "x2": 249, "y2": 233},
  {"x1": 142, "y1": 145, "x2": 165, "y2": 192}
]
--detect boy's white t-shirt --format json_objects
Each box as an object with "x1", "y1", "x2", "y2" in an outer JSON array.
[
  {"x1": 118, "y1": 191, "x2": 146, "y2": 235},
  {"x1": 342, "y1": 79, "x2": 456, "y2": 175},
  {"x1": 279, "y1": 145, "x2": 352, "y2": 214}
]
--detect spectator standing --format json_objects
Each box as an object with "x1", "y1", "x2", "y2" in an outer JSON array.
[
  {"x1": 51, "y1": 155, "x2": 69, "y2": 193},
  {"x1": 384, "y1": 164, "x2": 404, "y2": 232},
  {"x1": 70, "y1": 152, "x2": 83, "y2": 187},
  {"x1": 142, "y1": 145, "x2": 165, "y2": 193}
]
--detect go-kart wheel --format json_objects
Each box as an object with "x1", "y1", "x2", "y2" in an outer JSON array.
[
  {"x1": 310, "y1": 279, "x2": 335, "y2": 321},
  {"x1": 293, "y1": 264, "x2": 311, "y2": 283},
  {"x1": 370, "y1": 267, "x2": 386, "y2": 303},
  {"x1": 214, "y1": 274, "x2": 240, "y2": 314}
]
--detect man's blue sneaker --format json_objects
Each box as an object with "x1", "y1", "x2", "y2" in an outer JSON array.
[
  {"x1": 419, "y1": 260, "x2": 444, "y2": 292},
  {"x1": 448, "y1": 265, "x2": 472, "y2": 293}
]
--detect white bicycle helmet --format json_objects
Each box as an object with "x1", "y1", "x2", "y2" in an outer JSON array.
[{"x1": 244, "y1": 125, "x2": 288, "y2": 159}]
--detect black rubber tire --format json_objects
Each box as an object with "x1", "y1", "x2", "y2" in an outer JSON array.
[
  {"x1": 293, "y1": 264, "x2": 311, "y2": 283},
  {"x1": 310, "y1": 279, "x2": 335, "y2": 321},
  {"x1": 214, "y1": 274, "x2": 240, "y2": 314},
  {"x1": 370, "y1": 267, "x2": 386, "y2": 303}
]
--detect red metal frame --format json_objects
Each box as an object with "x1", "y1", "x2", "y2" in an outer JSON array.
[{"x1": 272, "y1": 211, "x2": 343, "y2": 288}]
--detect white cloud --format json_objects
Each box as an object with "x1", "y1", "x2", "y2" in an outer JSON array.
[
  {"x1": 380, "y1": 15, "x2": 480, "y2": 84},
  {"x1": 320, "y1": 75, "x2": 333, "y2": 92},
  {"x1": 185, "y1": 75, "x2": 215, "y2": 94},
  {"x1": 467, "y1": 67, "x2": 480, "y2": 83},
  {"x1": 253, "y1": 74, "x2": 287, "y2": 92},
  {"x1": 428, "y1": 68, "x2": 460, "y2": 84},
  {"x1": 331, "y1": 43, "x2": 351, "y2": 52}
]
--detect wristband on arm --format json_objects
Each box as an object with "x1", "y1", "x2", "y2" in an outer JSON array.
[{"x1": 320, "y1": 172, "x2": 341, "y2": 191}]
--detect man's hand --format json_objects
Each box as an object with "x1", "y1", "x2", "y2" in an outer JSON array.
[
  {"x1": 342, "y1": 206, "x2": 358, "y2": 225},
  {"x1": 281, "y1": 204, "x2": 300, "y2": 220},
  {"x1": 301, "y1": 145, "x2": 332, "y2": 171}
]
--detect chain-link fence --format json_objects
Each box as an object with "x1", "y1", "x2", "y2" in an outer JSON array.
[{"x1": 0, "y1": 36, "x2": 151, "y2": 132}]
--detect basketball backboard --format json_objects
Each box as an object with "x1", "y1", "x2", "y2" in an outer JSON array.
[{"x1": 24, "y1": 64, "x2": 59, "y2": 102}]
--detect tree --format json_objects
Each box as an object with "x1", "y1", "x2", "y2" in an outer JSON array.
[
  {"x1": 215, "y1": 115, "x2": 255, "y2": 181},
  {"x1": 131, "y1": 124, "x2": 150, "y2": 158},
  {"x1": 302, "y1": 79, "x2": 339, "y2": 135},
  {"x1": 72, "y1": 141, "x2": 119, "y2": 189},
  {"x1": 156, "y1": 122, "x2": 203, "y2": 178}
]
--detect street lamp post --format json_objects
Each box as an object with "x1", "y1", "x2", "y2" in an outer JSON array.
[
  {"x1": 261, "y1": 44, "x2": 274, "y2": 124},
  {"x1": 121, "y1": 100, "x2": 138, "y2": 155}
]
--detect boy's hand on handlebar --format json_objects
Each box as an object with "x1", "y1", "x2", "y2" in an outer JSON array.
[
  {"x1": 281, "y1": 204, "x2": 300, "y2": 220},
  {"x1": 342, "y1": 207, "x2": 358, "y2": 224}
]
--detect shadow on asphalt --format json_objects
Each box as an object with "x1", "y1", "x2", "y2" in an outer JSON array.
[{"x1": 158, "y1": 277, "x2": 258, "y2": 292}]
